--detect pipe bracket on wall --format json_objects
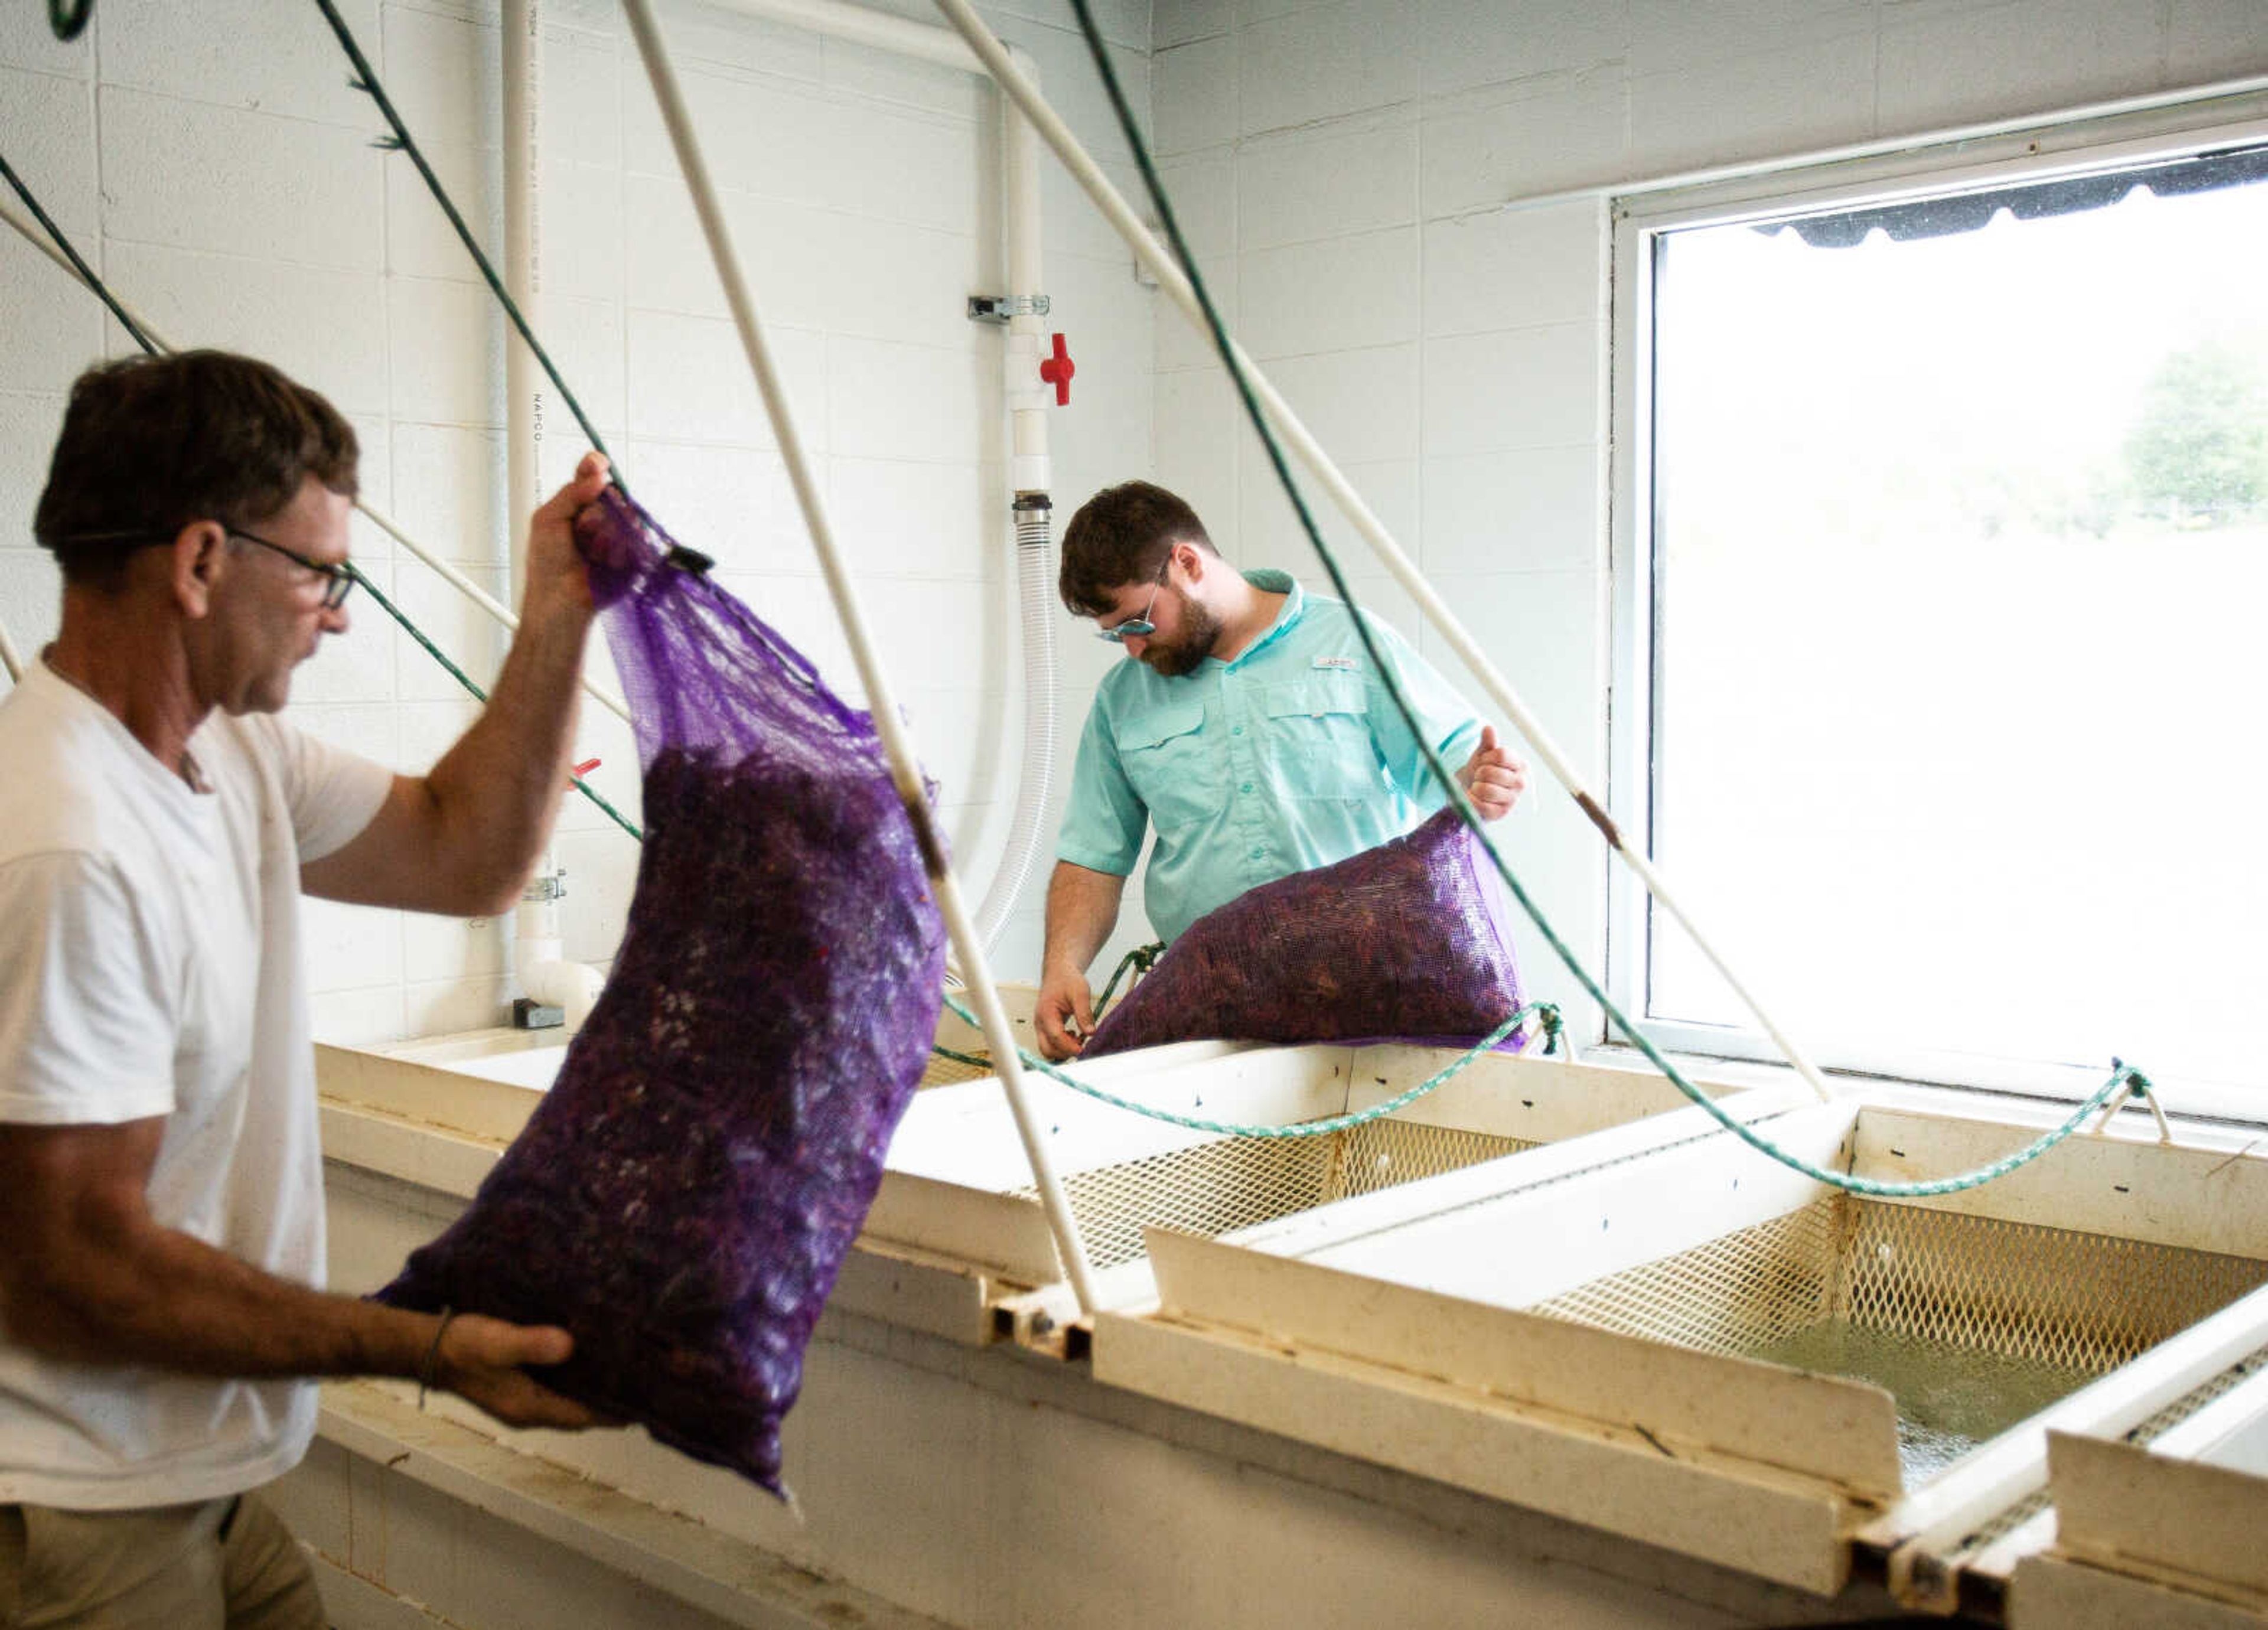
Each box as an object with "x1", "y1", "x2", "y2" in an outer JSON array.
[{"x1": 967, "y1": 293, "x2": 1051, "y2": 323}]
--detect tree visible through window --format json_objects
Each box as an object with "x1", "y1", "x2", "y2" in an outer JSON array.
[{"x1": 1636, "y1": 143, "x2": 2268, "y2": 1096}]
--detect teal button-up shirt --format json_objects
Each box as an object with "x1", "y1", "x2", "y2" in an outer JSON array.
[{"x1": 1057, "y1": 570, "x2": 1484, "y2": 945}]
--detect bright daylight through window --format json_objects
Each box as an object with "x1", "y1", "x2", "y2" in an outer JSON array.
[{"x1": 1635, "y1": 141, "x2": 2268, "y2": 1099}]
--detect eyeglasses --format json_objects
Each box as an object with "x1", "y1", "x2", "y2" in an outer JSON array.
[
  {"x1": 1094, "y1": 563, "x2": 1171, "y2": 644},
  {"x1": 226, "y1": 527, "x2": 357, "y2": 611},
  {"x1": 60, "y1": 524, "x2": 357, "y2": 611}
]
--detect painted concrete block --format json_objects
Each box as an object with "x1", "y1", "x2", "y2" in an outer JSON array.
[
  {"x1": 1418, "y1": 68, "x2": 1629, "y2": 217},
  {"x1": 828, "y1": 455, "x2": 990, "y2": 576},
  {"x1": 394, "y1": 559, "x2": 508, "y2": 703},
  {"x1": 387, "y1": 277, "x2": 506, "y2": 426},
  {"x1": 384, "y1": 136, "x2": 499, "y2": 285},
  {"x1": 2168, "y1": 0, "x2": 2268, "y2": 81},
  {"x1": 1237, "y1": 0, "x2": 1418, "y2": 137},
  {"x1": 0, "y1": 230, "x2": 102, "y2": 397},
  {"x1": 1422, "y1": 445, "x2": 1601, "y2": 576},
  {"x1": 97, "y1": 243, "x2": 389, "y2": 415},
  {"x1": 543, "y1": 21, "x2": 623, "y2": 169},
  {"x1": 1627, "y1": 30, "x2": 1879, "y2": 177},
  {"x1": 1627, "y1": 0, "x2": 1872, "y2": 73},
  {"x1": 1236, "y1": 113, "x2": 1416, "y2": 250},
  {"x1": 388, "y1": 422, "x2": 510, "y2": 573},
  {"x1": 3, "y1": 64, "x2": 97, "y2": 236},
  {"x1": 94, "y1": 0, "x2": 381, "y2": 128},
  {"x1": 1154, "y1": 35, "x2": 1238, "y2": 155},
  {"x1": 0, "y1": 10, "x2": 88, "y2": 75},
  {"x1": 1421, "y1": 321, "x2": 1599, "y2": 458},
  {"x1": 1420, "y1": 0, "x2": 1630, "y2": 99},
  {"x1": 663, "y1": 4, "x2": 825, "y2": 85},
  {"x1": 96, "y1": 93, "x2": 382, "y2": 276},
  {"x1": 1153, "y1": 366, "x2": 1241, "y2": 530},
  {"x1": 624, "y1": 308, "x2": 824, "y2": 449},
  {"x1": 822, "y1": 32, "x2": 986, "y2": 120},
  {"x1": 304, "y1": 894, "x2": 406, "y2": 997},
  {"x1": 817, "y1": 97, "x2": 986, "y2": 233},
  {"x1": 307, "y1": 983, "x2": 408, "y2": 1047},
  {"x1": 1263, "y1": 341, "x2": 1420, "y2": 464},
  {"x1": 1005, "y1": 22, "x2": 1151, "y2": 167},
  {"x1": 1238, "y1": 451, "x2": 1418, "y2": 581},
  {"x1": 1239, "y1": 225, "x2": 1419, "y2": 359},
  {"x1": 382, "y1": 2, "x2": 503, "y2": 154},
  {"x1": 827, "y1": 335, "x2": 988, "y2": 461},
  {"x1": 619, "y1": 436, "x2": 801, "y2": 567},
  {"x1": 1877, "y1": 0, "x2": 2166, "y2": 135},
  {"x1": 1422, "y1": 199, "x2": 1604, "y2": 339},
  {"x1": 1156, "y1": 144, "x2": 1237, "y2": 266},
  {"x1": 1154, "y1": 0, "x2": 1230, "y2": 50},
  {"x1": 623, "y1": 172, "x2": 724, "y2": 318}
]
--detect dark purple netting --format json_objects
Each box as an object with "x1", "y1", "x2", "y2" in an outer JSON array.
[
  {"x1": 377, "y1": 490, "x2": 946, "y2": 1493},
  {"x1": 1081, "y1": 809, "x2": 1526, "y2": 1059}
]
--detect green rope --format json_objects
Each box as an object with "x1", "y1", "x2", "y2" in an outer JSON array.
[
  {"x1": 1093, "y1": 940, "x2": 1164, "y2": 1013},
  {"x1": 946, "y1": 992, "x2": 1560, "y2": 1139},
  {"x1": 308, "y1": 0, "x2": 625, "y2": 503},
  {"x1": 48, "y1": 0, "x2": 92, "y2": 42},
  {"x1": 0, "y1": 142, "x2": 643, "y2": 848},
  {"x1": 348, "y1": 564, "x2": 644, "y2": 844},
  {"x1": 1061, "y1": 0, "x2": 2158, "y2": 1197},
  {"x1": 0, "y1": 146, "x2": 154, "y2": 351}
]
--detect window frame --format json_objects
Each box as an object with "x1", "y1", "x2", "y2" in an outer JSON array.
[{"x1": 1604, "y1": 99, "x2": 2268, "y2": 1120}]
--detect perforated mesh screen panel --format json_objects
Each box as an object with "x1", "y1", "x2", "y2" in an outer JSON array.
[
  {"x1": 921, "y1": 1050, "x2": 991, "y2": 1087},
  {"x1": 1012, "y1": 1120, "x2": 1537, "y2": 1272},
  {"x1": 1536, "y1": 1197, "x2": 2268, "y2": 1372}
]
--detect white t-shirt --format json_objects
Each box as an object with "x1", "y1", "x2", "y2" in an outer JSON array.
[{"x1": 0, "y1": 658, "x2": 392, "y2": 1510}]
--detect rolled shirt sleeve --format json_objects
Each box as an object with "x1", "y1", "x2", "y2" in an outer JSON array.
[{"x1": 1357, "y1": 612, "x2": 1485, "y2": 812}]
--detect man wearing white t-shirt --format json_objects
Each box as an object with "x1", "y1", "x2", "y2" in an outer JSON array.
[{"x1": 0, "y1": 351, "x2": 617, "y2": 1628}]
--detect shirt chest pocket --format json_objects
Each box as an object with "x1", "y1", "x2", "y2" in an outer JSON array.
[
  {"x1": 1262, "y1": 675, "x2": 1381, "y2": 801},
  {"x1": 1119, "y1": 703, "x2": 1220, "y2": 834}
]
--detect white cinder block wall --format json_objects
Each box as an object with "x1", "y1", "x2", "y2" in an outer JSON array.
[
  {"x1": 0, "y1": 0, "x2": 1157, "y2": 1041},
  {"x1": 1145, "y1": 0, "x2": 2268, "y2": 1041}
]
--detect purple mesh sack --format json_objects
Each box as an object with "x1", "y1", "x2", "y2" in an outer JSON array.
[
  {"x1": 1081, "y1": 809, "x2": 1526, "y2": 1058},
  {"x1": 377, "y1": 490, "x2": 946, "y2": 1493}
]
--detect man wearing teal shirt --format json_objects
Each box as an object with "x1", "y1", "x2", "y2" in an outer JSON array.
[{"x1": 1037, "y1": 482, "x2": 1527, "y2": 1060}]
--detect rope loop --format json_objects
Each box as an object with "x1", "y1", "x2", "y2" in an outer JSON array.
[
  {"x1": 1094, "y1": 940, "x2": 1164, "y2": 1014},
  {"x1": 49, "y1": 0, "x2": 93, "y2": 42}
]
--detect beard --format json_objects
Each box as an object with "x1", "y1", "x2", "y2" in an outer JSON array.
[{"x1": 1140, "y1": 593, "x2": 1221, "y2": 677}]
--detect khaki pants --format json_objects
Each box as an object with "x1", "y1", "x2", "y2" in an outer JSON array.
[{"x1": 0, "y1": 1492, "x2": 324, "y2": 1630}]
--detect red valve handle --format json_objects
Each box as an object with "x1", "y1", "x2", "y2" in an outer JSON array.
[{"x1": 1038, "y1": 332, "x2": 1075, "y2": 406}]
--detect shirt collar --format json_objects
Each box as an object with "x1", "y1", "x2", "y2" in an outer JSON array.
[{"x1": 1223, "y1": 568, "x2": 1304, "y2": 669}]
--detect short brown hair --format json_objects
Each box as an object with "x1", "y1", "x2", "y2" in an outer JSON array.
[
  {"x1": 1058, "y1": 480, "x2": 1217, "y2": 617},
  {"x1": 33, "y1": 350, "x2": 359, "y2": 589}
]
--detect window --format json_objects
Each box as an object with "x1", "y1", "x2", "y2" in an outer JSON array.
[{"x1": 1611, "y1": 128, "x2": 2268, "y2": 1104}]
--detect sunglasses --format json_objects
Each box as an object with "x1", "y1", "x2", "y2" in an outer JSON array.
[
  {"x1": 63, "y1": 524, "x2": 358, "y2": 611},
  {"x1": 1094, "y1": 563, "x2": 1171, "y2": 644}
]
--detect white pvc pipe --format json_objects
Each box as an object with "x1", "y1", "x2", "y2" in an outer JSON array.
[
  {"x1": 970, "y1": 89, "x2": 1058, "y2": 951},
  {"x1": 620, "y1": 0, "x2": 1102, "y2": 1312},
  {"x1": 697, "y1": 0, "x2": 980, "y2": 72},
  {"x1": 0, "y1": 194, "x2": 633, "y2": 728},
  {"x1": 502, "y1": 0, "x2": 602, "y2": 1029},
  {"x1": 926, "y1": 0, "x2": 1839, "y2": 1103}
]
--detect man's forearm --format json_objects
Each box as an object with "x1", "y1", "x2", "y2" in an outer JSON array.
[
  {"x1": 12, "y1": 1212, "x2": 435, "y2": 1382},
  {"x1": 425, "y1": 597, "x2": 594, "y2": 911},
  {"x1": 1042, "y1": 860, "x2": 1126, "y2": 978}
]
